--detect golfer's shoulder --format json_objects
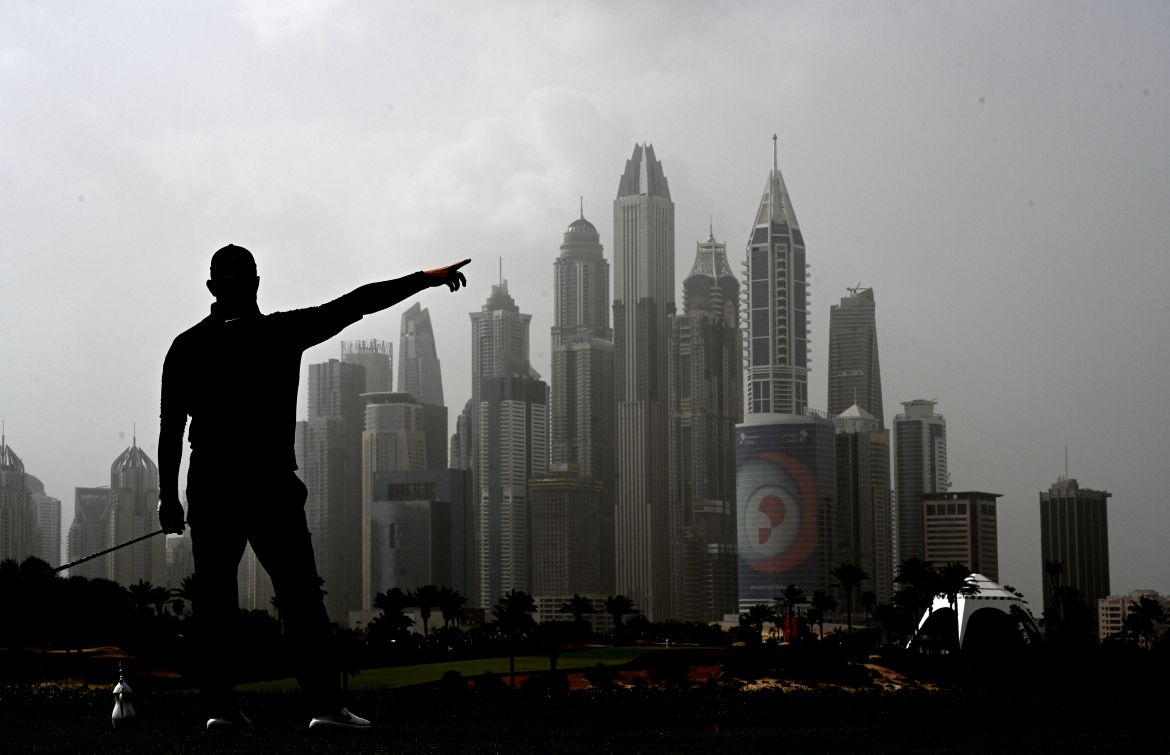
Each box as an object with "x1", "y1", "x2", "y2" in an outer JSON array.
[{"x1": 167, "y1": 317, "x2": 214, "y2": 357}]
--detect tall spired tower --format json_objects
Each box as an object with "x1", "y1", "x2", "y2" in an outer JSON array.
[
  {"x1": 744, "y1": 135, "x2": 809, "y2": 416},
  {"x1": 613, "y1": 143, "x2": 675, "y2": 620},
  {"x1": 736, "y1": 138, "x2": 835, "y2": 610}
]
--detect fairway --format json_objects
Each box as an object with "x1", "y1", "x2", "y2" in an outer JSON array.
[{"x1": 238, "y1": 646, "x2": 647, "y2": 692}]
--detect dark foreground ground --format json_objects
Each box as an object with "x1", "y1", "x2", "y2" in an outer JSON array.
[{"x1": 2, "y1": 676, "x2": 1166, "y2": 754}]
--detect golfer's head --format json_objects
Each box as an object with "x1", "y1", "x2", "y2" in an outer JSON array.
[{"x1": 207, "y1": 244, "x2": 259, "y2": 301}]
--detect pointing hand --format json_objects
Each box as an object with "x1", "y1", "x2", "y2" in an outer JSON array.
[{"x1": 424, "y1": 259, "x2": 470, "y2": 292}]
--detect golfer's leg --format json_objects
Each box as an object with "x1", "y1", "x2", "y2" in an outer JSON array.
[
  {"x1": 250, "y1": 477, "x2": 341, "y2": 715},
  {"x1": 190, "y1": 516, "x2": 248, "y2": 712}
]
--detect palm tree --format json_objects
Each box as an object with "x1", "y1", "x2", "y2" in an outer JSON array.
[
  {"x1": 368, "y1": 587, "x2": 414, "y2": 645},
  {"x1": 437, "y1": 586, "x2": 467, "y2": 629},
  {"x1": 493, "y1": 589, "x2": 537, "y2": 688},
  {"x1": 739, "y1": 603, "x2": 776, "y2": 645},
  {"x1": 128, "y1": 579, "x2": 159, "y2": 616},
  {"x1": 937, "y1": 562, "x2": 980, "y2": 615},
  {"x1": 775, "y1": 584, "x2": 807, "y2": 622},
  {"x1": 408, "y1": 584, "x2": 443, "y2": 636},
  {"x1": 559, "y1": 593, "x2": 596, "y2": 637},
  {"x1": 831, "y1": 563, "x2": 869, "y2": 633},
  {"x1": 603, "y1": 594, "x2": 639, "y2": 637},
  {"x1": 935, "y1": 562, "x2": 980, "y2": 650},
  {"x1": 895, "y1": 557, "x2": 938, "y2": 641},
  {"x1": 809, "y1": 590, "x2": 838, "y2": 639},
  {"x1": 1124, "y1": 596, "x2": 1167, "y2": 649}
]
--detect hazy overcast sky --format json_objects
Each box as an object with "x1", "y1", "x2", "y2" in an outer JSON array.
[{"x1": 3, "y1": 1, "x2": 1168, "y2": 603}]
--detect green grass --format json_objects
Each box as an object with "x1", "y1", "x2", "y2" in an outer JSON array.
[{"x1": 238, "y1": 646, "x2": 647, "y2": 692}]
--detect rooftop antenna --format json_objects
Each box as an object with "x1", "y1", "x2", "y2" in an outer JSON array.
[
  {"x1": 132, "y1": 422, "x2": 136, "y2": 448},
  {"x1": 770, "y1": 134, "x2": 779, "y2": 220},
  {"x1": 498, "y1": 257, "x2": 503, "y2": 286},
  {"x1": 580, "y1": 195, "x2": 584, "y2": 219},
  {"x1": 1065, "y1": 446, "x2": 1069, "y2": 479},
  {"x1": 709, "y1": 214, "x2": 714, "y2": 240}
]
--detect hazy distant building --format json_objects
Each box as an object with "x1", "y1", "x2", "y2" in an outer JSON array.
[
  {"x1": 450, "y1": 400, "x2": 473, "y2": 472},
  {"x1": 342, "y1": 339, "x2": 393, "y2": 393},
  {"x1": 470, "y1": 280, "x2": 534, "y2": 399},
  {"x1": 736, "y1": 414, "x2": 836, "y2": 609},
  {"x1": 397, "y1": 304, "x2": 448, "y2": 469},
  {"x1": 0, "y1": 434, "x2": 35, "y2": 564},
  {"x1": 541, "y1": 207, "x2": 616, "y2": 600},
  {"x1": 737, "y1": 140, "x2": 834, "y2": 610},
  {"x1": 743, "y1": 138, "x2": 810, "y2": 417},
  {"x1": 668, "y1": 231, "x2": 741, "y2": 622},
  {"x1": 834, "y1": 405, "x2": 893, "y2": 601},
  {"x1": 827, "y1": 287, "x2": 883, "y2": 425},
  {"x1": 68, "y1": 487, "x2": 114, "y2": 580},
  {"x1": 530, "y1": 472, "x2": 610, "y2": 598},
  {"x1": 360, "y1": 391, "x2": 427, "y2": 609},
  {"x1": 1040, "y1": 477, "x2": 1111, "y2": 622},
  {"x1": 166, "y1": 530, "x2": 195, "y2": 589},
  {"x1": 27, "y1": 474, "x2": 61, "y2": 567},
  {"x1": 922, "y1": 491, "x2": 1000, "y2": 582},
  {"x1": 241, "y1": 543, "x2": 276, "y2": 615},
  {"x1": 469, "y1": 281, "x2": 539, "y2": 607},
  {"x1": 368, "y1": 469, "x2": 473, "y2": 601},
  {"x1": 551, "y1": 207, "x2": 614, "y2": 476},
  {"x1": 477, "y1": 374, "x2": 548, "y2": 607},
  {"x1": 613, "y1": 143, "x2": 675, "y2": 621},
  {"x1": 304, "y1": 359, "x2": 366, "y2": 623},
  {"x1": 1098, "y1": 589, "x2": 1168, "y2": 642},
  {"x1": 109, "y1": 439, "x2": 165, "y2": 587},
  {"x1": 398, "y1": 303, "x2": 444, "y2": 407},
  {"x1": 894, "y1": 399, "x2": 948, "y2": 565}
]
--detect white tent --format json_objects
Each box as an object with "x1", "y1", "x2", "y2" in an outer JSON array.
[{"x1": 910, "y1": 573, "x2": 1041, "y2": 650}]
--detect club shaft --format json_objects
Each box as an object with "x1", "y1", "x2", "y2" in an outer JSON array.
[{"x1": 43, "y1": 527, "x2": 170, "y2": 576}]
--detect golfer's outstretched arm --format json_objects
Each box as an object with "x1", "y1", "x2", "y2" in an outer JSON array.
[{"x1": 337, "y1": 258, "x2": 471, "y2": 315}]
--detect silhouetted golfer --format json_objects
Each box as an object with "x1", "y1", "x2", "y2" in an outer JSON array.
[{"x1": 157, "y1": 244, "x2": 468, "y2": 730}]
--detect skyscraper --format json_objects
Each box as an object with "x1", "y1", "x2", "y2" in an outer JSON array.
[
  {"x1": 469, "y1": 282, "x2": 544, "y2": 607},
  {"x1": 736, "y1": 139, "x2": 835, "y2": 609},
  {"x1": 27, "y1": 475, "x2": 61, "y2": 567},
  {"x1": 668, "y1": 231, "x2": 741, "y2": 622},
  {"x1": 827, "y1": 287, "x2": 883, "y2": 425},
  {"x1": 369, "y1": 469, "x2": 473, "y2": 600},
  {"x1": 398, "y1": 303, "x2": 444, "y2": 407},
  {"x1": 342, "y1": 339, "x2": 393, "y2": 393},
  {"x1": 536, "y1": 207, "x2": 616, "y2": 602},
  {"x1": 0, "y1": 433, "x2": 34, "y2": 563},
  {"x1": 398, "y1": 303, "x2": 448, "y2": 469},
  {"x1": 894, "y1": 399, "x2": 948, "y2": 565},
  {"x1": 68, "y1": 487, "x2": 114, "y2": 580},
  {"x1": 613, "y1": 143, "x2": 675, "y2": 620},
  {"x1": 109, "y1": 438, "x2": 165, "y2": 587},
  {"x1": 923, "y1": 491, "x2": 1000, "y2": 582},
  {"x1": 834, "y1": 405, "x2": 892, "y2": 601},
  {"x1": 477, "y1": 374, "x2": 548, "y2": 607},
  {"x1": 1039, "y1": 477, "x2": 1111, "y2": 626},
  {"x1": 360, "y1": 391, "x2": 427, "y2": 609},
  {"x1": 304, "y1": 359, "x2": 366, "y2": 623},
  {"x1": 744, "y1": 137, "x2": 809, "y2": 417}
]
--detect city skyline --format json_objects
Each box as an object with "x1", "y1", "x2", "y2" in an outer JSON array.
[{"x1": 3, "y1": 4, "x2": 1169, "y2": 606}]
